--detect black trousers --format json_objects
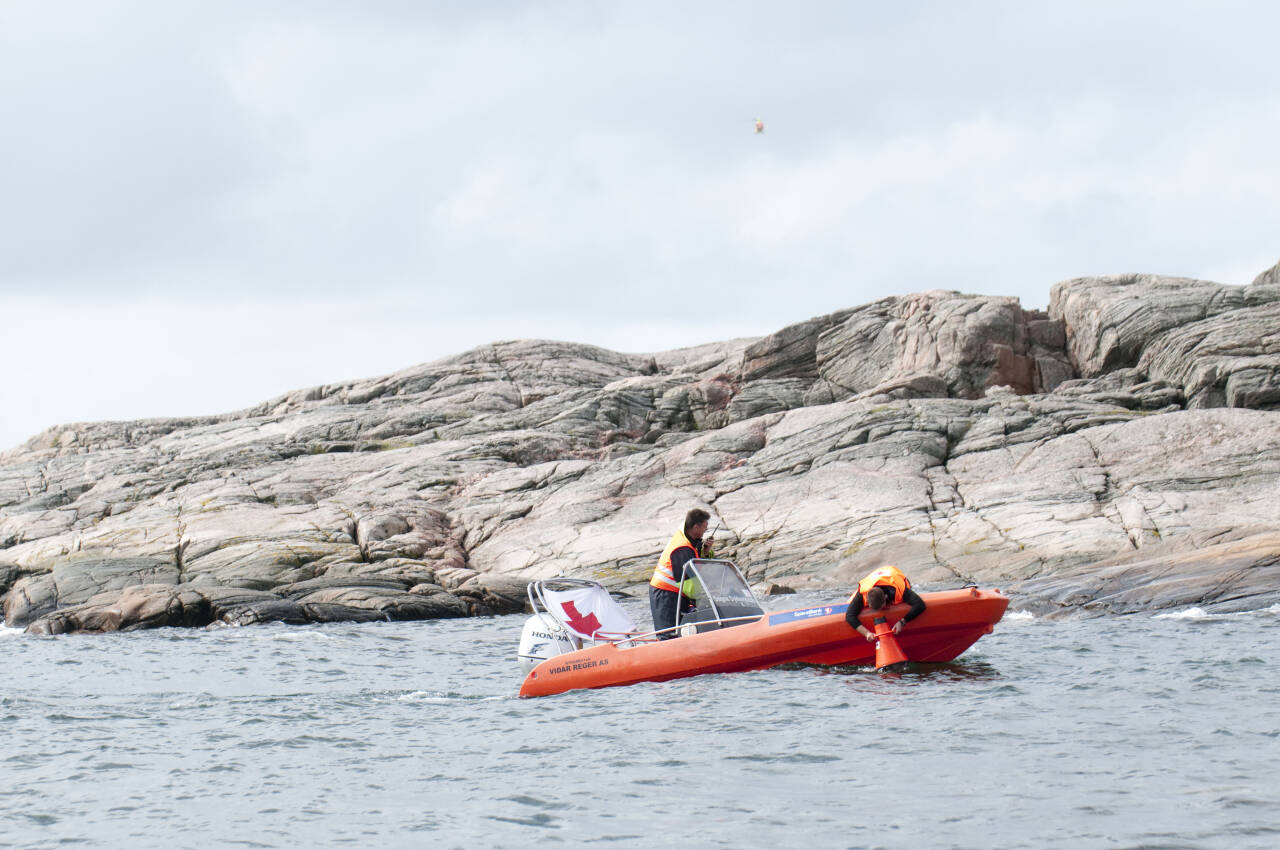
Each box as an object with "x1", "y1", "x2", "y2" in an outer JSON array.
[{"x1": 649, "y1": 585, "x2": 693, "y2": 639}]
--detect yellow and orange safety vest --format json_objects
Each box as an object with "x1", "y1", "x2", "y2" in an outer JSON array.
[
  {"x1": 650, "y1": 530, "x2": 697, "y2": 593},
  {"x1": 850, "y1": 565, "x2": 911, "y2": 606}
]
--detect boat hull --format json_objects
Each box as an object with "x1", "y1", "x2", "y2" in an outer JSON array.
[{"x1": 518, "y1": 588, "x2": 1008, "y2": 697}]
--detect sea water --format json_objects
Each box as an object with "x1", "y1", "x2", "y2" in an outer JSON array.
[{"x1": 2, "y1": 596, "x2": 1278, "y2": 849}]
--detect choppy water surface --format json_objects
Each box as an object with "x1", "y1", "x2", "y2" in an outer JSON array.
[{"x1": 2, "y1": 596, "x2": 1278, "y2": 849}]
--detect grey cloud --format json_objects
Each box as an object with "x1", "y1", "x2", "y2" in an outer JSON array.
[{"x1": 5, "y1": 1, "x2": 1277, "y2": 305}]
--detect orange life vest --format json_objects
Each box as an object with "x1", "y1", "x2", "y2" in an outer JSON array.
[
  {"x1": 650, "y1": 530, "x2": 697, "y2": 593},
  {"x1": 850, "y1": 565, "x2": 911, "y2": 606}
]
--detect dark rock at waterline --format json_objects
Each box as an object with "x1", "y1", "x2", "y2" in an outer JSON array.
[
  {"x1": 452, "y1": 573, "x2": 530, "y2": 616},
  {"x1": 27, "y1": 584, "x2": 212, "y2": 635},
  {"x1": 0, "y1": 562, "x2": 19, "y2": 596},
  {"x1": 3, "y1": 267, "x2": 1280, "y2": 633},
  {"x1": 22, "y1": 579, "x2": 484, "y2": 634},
  {"x1": 4, "y1": 556, "x2": 179, "y2": 629}
]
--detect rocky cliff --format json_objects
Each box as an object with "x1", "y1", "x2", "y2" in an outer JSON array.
[{"x1": 3, "y1": 269, "x2": 1279, "y2": 633}]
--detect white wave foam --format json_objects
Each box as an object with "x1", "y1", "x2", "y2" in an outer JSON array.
[
  {"x1": 1155, "y1": 604, "x2": 1280, "y2": 621},
  {"x1": 398, "y1": 691, "x2": 508, "y2": 704},
  {"x1": 1004, "y1": 610, "x2": 1035, "y2": 621},
  {"x1": 219, "y1": 627, "x2": 337, "y2": 643},
  {"x1": 1154, "y1": 607, "x2": 1211, "y2": 620},
  {"x1": 0, "y1": 624, "x2": 24, "y2": 638},
  {"x1": 265, "y1": 630, "x2": 336, "y2": 642}
]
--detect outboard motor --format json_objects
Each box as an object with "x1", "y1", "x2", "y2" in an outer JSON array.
[{"x1": 517, "y1": 612, "x2": 577, "y2": 676}]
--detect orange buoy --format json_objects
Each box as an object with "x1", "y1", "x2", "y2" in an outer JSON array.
[{"x1": 872, "y1": 616, "x2": 908, "y2": 669}]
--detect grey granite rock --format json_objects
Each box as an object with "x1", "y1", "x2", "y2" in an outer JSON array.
[
  {"x1": 1253, "y1": 259, "x2": 1280, "y2": 287},
  {"x1": 1011, "y1": 529, "x2": 1280, "y2": 616},
  {"x1": 1137, "y1": 302, "x2": 1280, "y2": 409},
  {"x1": 3, "y1": 273, "x2": 1279, "y2": 632},
  {"x1": 1049, "y1": 274, "x2": 1280, "y2": 377}
]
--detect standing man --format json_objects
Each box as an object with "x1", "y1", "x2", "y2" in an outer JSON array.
[
  {"x1": 649, "y1": 508, "x2": 714, "y2": 639},
  {"x1": 845, "y1": 565, "x2": 927, "y2": 640}
]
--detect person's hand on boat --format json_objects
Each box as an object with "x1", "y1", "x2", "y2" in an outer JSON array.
[{"x1": 892, "y1": 620, "x2": 905, "y2": 635}]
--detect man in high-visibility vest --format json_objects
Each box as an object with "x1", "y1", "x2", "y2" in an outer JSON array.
[
  {"x1": 648, "y1": 508, "x2": 715, "y2": 639},
  {"x1": 845, "y1": 565, "x2": 927, "y2": 640}
]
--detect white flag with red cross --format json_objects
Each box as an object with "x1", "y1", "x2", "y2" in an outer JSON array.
[{"x1": 542, "y1": 584, "x2": 636, "y2": 640}]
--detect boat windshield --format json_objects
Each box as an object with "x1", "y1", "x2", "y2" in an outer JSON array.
[{"x1": 676, "y1": 559, "x2": 764, "y2": 630}]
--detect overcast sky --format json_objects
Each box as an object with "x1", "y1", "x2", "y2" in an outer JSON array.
[{"x1": 3, "y1": 1, "x2": 1278, "y2": 451}]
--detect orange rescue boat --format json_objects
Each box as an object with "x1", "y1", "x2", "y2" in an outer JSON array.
[{"x1": 517, "y1": 560, "x2": 1008, "y2": 698}]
